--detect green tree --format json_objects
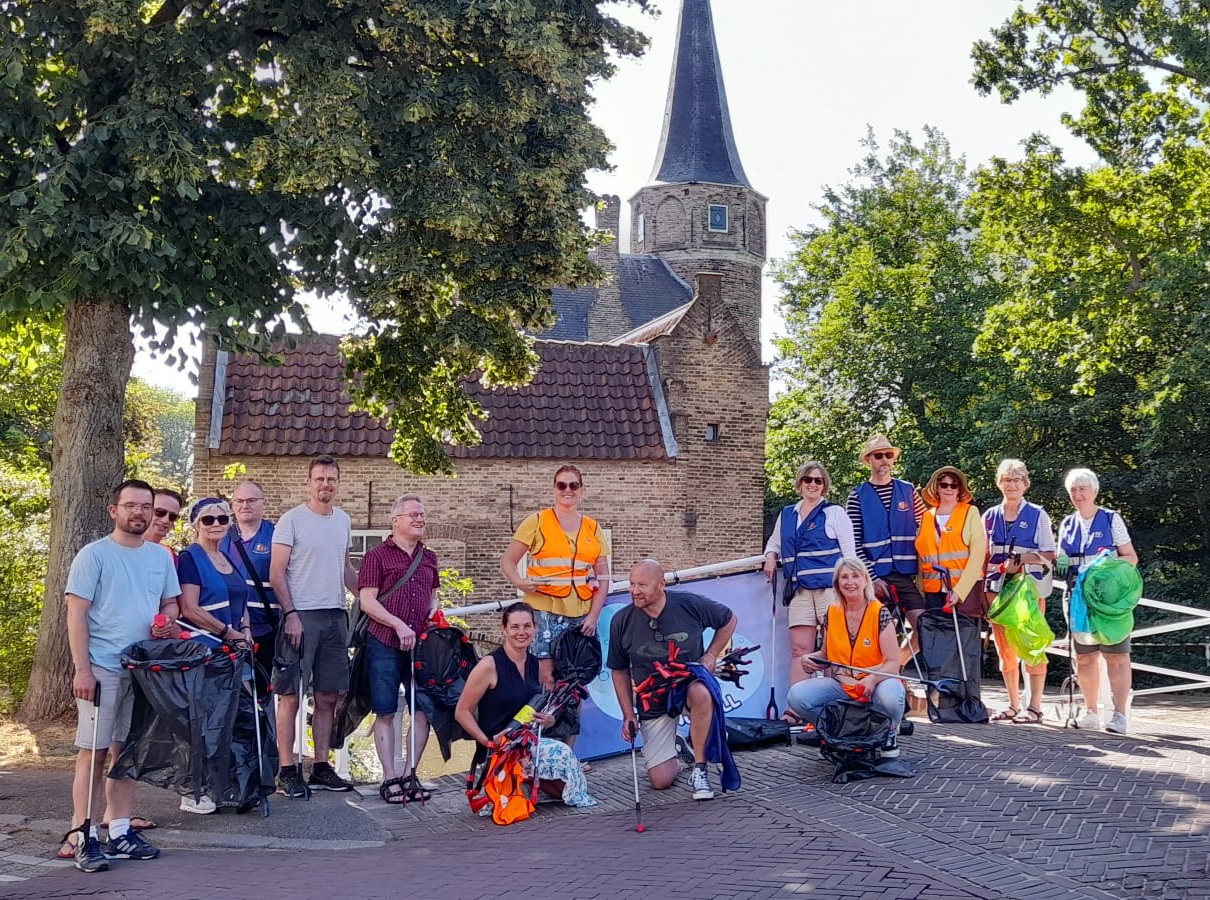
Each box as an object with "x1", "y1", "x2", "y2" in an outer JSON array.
[
  {"x1": 1, "y1": 0, "x2": 648, "y2": 719},
  {"x1": 124, "y1": 381, "x2": 194, "y2": 489},
  {"x1": 770, "y1": 128, "x2": 1011, "y2": 501}
]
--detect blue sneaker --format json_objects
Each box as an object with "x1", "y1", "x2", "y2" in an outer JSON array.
[
  {"x1": 74, "y1": 834, "x2": 109, "y2": 873},
  {"x1": 103, "y1": 829, "x2": 160, "y2": 860}
]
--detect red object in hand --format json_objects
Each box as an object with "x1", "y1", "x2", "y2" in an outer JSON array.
[{"x1": 153, "y1": 614, "x2": 168, "y2": 629}]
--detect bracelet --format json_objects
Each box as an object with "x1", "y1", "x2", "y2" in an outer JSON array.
[{"x1": 283, "y1": 610, "x2": 300, "y2": 619}]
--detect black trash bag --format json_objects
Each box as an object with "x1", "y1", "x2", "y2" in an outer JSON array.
[
  {"x1": 545, "y1": 629, "x2": 603, "y2": 741},
  {"x1": 110, "y1": 639, "x2": 241, "y2": 802},
  {"x1": 815, "y1": 699, "x2": 894, "y2": 783},
  {"x1": 224, "y1": 681, "x2": 278, "y2": 811},
  {"x1": 725, "y1": 717, "x2": 790, "y2": 750},
  {"x1": 331, "y1": 641, "x2": 371, "y2": 750},
  {"x1": 917, "y1": 610, "x2": 988, "y2": 724},
  {"x1": 413, "y1": 626, "x2": 479, "y2": 760}
]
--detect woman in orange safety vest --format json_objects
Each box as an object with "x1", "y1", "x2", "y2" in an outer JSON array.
[{"x1": 915, "y1": 467, "x2": 988, "y2": 617}]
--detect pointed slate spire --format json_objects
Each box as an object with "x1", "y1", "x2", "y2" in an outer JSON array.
[{"x1": 649, "y1": 0, "x2": 750, "y2": 187}]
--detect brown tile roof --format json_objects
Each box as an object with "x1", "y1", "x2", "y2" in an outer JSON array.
[{"x1": 217, "y1": 336, "x2": 670, "y2": 461}]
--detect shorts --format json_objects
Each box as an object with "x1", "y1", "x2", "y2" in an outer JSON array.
[
  {"x1": 532, "y1": 609, "x2": 586, "y2": 659},
  {"x1": 272, "y1": 608, "x2": 351, "y2": 695},
  {"x1": 75, "y1": 666, "x2": 134, "y2": 750},
  {"x1": 1074, "y1": 636, "x2": 1132, "y2": 655},
  {"x1": 884, "y1": 572, "x2": 925, "y2": 611},
  {"x1": 365, "y1": 634, "x2": 436, "y2": 717},
  {"x1": 787, "y1": 587, "x2": 835, "y2": 628},
  {"x1": 638, "y1": 714, "x2": 679, "y2": 770}
]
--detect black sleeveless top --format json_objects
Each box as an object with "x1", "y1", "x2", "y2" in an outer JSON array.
[{"x1": 479, "y1": 646, "x2": 541, "y2": 738}]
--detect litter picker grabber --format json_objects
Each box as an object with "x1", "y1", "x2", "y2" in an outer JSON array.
[
  {"x1": 398, "y1": 662, "x2": 426, "y2": 805},
  {"x1": 293, "y1": 633, "x2": 312, "y2": 800},
  {"x1": 766, "y1": 577, "x2": 779, "y2": 720},
  {"x1": 63, "y1": 680, "x2": 108, "y2": 871},
  {"x1": 249, "y1": 649, "x2": 271, "y2": 817},
  {"x1": 628, "y1": 726, "x2": 645, "y2": 833},
  {"x1": 804, "y1": 657, "x2": 964, "y2": 697},
  {"x1": 937, "y1": 564, "x2": 970, "y2": 684}
]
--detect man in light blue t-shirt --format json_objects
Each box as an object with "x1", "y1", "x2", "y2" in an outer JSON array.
[{"x1": 64, "y1": 479, "x2": 180, "y2": 873}]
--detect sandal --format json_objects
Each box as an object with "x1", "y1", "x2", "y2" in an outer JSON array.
[
  {"x1": 399, "y1": 773, "x2": 432, "y2": 804},
  {"x1": 56, "y1": 833, "x2": 79, "y2": 860},
  {"x1": 1014, "y1": 706, "x2": 1044, "y2": 724},
  {"x1": 379, "y1": 777, "x2": 408, "y2": 804},
  {"x1": 991, "y1": 706, "x2": 1019, "y2": 722}
]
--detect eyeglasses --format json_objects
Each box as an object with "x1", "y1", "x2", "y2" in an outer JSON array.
[
  {"x1": 870, "y1": 451, "x2": 895, "y2": 460},
  {"x1": 937, "y1": 481, "x2": 959, "y2": 489},
  {"x1": 233, "y1": 497, "x2": 264, "y2": 505},
  {"x1": 800, "y1": 476, "x2": 825, "y2": 485},
  {"x1": 647, "y1": 617, "x2": 664, "y2": 643},
  {"x1": 556, "y1": 481, "x2": 581, "y2": 491},
  {"x1": 198, "y1": 514, "x2": 231, "y2": 526},
  {"x1": 154, "y1": 508, "x2": 181, "y2": 522},
  {"x1": 117, "y1": 503, "x2": 153, "y2": 512},
  {"x1": 394, "y1": 512, "x2": 426, "y2": 521}
]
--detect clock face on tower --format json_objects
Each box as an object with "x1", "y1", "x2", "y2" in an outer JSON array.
[{"x1": 708, "y1": 204, "x2": 728, "y2": 233}]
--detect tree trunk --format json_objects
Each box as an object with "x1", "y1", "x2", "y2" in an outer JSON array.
[{"x1": 20, "y1": 297, "x2": 133, "y2": 722}]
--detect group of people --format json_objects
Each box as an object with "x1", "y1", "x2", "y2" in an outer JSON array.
[
  {"x1": 60, "y1": 441, "x2": 1141, "y2": 871},
  {"x1": 766, "y1": 434, "x2": 1139, "y2": 746}
]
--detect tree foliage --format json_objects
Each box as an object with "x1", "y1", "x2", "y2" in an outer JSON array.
[
  {"x1": 770, "y1": 128, "x2": 1011, "y2": 503},
  {"x1": 0, "y1": 0, "x2": 649, "y2": 718}
]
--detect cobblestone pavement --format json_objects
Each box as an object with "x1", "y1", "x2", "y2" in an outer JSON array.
[{"x1": 2, "y1": 695, "x2": 1208, "y2": 899}]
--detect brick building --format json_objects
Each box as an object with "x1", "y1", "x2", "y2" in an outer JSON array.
[{"x1": 192, "y1": 0, "x2": 770, "y2": 596}]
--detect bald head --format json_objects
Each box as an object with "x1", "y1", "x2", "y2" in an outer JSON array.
[{"x1": 629, "y1": 559, "x2": 666, "y2": 613}]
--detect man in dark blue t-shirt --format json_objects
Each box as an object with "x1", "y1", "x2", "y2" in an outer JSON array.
[{"x1": 608, "y1": 559, "x2": 735, "y2": 800}]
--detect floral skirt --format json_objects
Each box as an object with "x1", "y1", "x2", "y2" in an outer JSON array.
[{"x1": 528, "y1": 737, "x2": 597, "y2": 807}]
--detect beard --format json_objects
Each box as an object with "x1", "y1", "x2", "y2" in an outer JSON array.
[{"x1": 119, "y1": 518, "x2": 150, "y2": 536}]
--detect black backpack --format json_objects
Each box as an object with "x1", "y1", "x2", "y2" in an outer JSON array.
[{"x1": 815, "y1": 699, "x2": 894, "y2": 783}]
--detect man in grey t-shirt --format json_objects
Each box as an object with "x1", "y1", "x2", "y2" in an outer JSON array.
[{"x1": 269, "y1": 455, "x2": 359, "y2": 796}]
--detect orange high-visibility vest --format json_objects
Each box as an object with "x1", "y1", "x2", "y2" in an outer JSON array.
[
  {"x1": 824, "y1": 600, "x2": 885, "y2": 700},
  {"x1": 527, "y1": 508, "x2": 602, "y2": 601},
  {"x1": 916, "y1": 503, "x2": 973, "y2": 593}
]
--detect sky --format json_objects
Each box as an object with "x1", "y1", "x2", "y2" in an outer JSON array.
[{"x1": 134, "y1": 0, "x2": 1097, "y2": 395}]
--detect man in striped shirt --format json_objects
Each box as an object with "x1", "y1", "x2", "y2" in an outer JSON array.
[{"x1": 845, "y1": 435, "x2": 927, "y2": 634}]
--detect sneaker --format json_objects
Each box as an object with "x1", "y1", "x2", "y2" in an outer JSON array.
[
  {"x1": 688, "y1": 764, "x2": 715, "y2": 801},
  {"x1": 308, "y1": 764, "x2": 354, "y2": 792},
  {"x1": 179, "y1": 794, "x2": 217, "y2": 815},
  {"x1": 74, "y1": 835, "x2": 109, "y2": 873},
  {"x1": 103, "y1": 829, "x2": 160, "y2": 860},
  {"x1": 1106, "y1": 711, "x2": 1129, "y2": 734},
  {"x1": 881, "y1": 735, "x2": 901, "y2": 759},
  {"x1": 1076, "y1": 711, "x2": 1102, "y2": 731},
  {"x1": 277, "y1": 766, "x2": 311, "y2": 799}
]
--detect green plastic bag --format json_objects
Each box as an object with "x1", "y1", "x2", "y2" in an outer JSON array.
[
  {"x1": 987, "y1": 574, "x2": 1054, "y2": 666},
  {"x1": 1082, "y1": 556, "x2": 1143, "y2": 646}
]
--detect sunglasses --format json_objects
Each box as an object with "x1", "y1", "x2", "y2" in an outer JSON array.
[
  {"x1": 646, "y1": 617, "x2": 664, "y2": 643},
  {"x1": 870, "y1": 451, "x2": 896, "y2": 461},
  {"x1": 198, "y1": 514, "x2": 231, "y2": 526},
  {"x1": 556, "y1": 481, "x2": 581, "y2": 491},
  {"x1": 937, "y1": 481, "x2": 959, "y2": 489},
  {"x1": 154, "y1": 508, "x2": 181, "y2": 522},
  {"x1": 800, "y1": 475, "x2": 825, "y2": 486}
]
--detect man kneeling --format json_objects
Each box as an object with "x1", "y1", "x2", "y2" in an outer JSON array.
[{"x1": 609, "y1": 559, "x2": 736, "y2": 800}]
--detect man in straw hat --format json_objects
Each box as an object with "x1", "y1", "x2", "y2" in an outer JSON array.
[{"x1": 845, "y1": 435, "x2": 928, "y2": 633}]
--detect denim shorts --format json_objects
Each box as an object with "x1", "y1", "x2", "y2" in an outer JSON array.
[{"x1": 365, "y1": 634, "x2": 436, "y2": 717}]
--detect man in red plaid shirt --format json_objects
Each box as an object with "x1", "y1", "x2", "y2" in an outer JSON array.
[{"x1": 356, "y1": 494, "x2": 441, "y2": 804}]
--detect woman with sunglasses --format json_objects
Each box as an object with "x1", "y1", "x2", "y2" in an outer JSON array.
[
  {"x1": 500, "y1": 465, "x2": 611, "y2": 699},
  {"x1": 175, "y1": 497, "x2": 253, "y2": 813},
  {"x1": 983, "y1": 459, "x2": 1056, "y2": 723},
  {"x1": 915, "y1": 467, "x2": 988, "y2": 617},
  {"x1": 764, "y1": 461, "x2": 856, "y2": 693}
]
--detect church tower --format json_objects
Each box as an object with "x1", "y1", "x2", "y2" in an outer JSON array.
[{"x1": 629, "y1": 0, "x2": 767, "y2": 353}]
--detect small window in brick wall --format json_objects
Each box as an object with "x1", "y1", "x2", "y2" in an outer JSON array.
[
  {"x1": 705, "y1": 423, "x2": 722, "y2": 442},
  {"x1": 708, "y1": 204, "x2": 728, "y2": 233},
  {"x1": 350, "y1": 530, "x2": 389, "y2": 571}
]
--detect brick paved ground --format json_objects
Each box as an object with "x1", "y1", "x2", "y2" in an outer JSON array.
[{"x1": 2, "y1": 695, "x2": 1208, "y2": 900}]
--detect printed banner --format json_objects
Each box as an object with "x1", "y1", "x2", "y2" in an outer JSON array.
[{"x1": 577, "y1": 569, "x2": 789, "y2": 760}]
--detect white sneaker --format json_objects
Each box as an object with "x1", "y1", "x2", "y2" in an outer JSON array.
[
  {"x1": 180, "y1": 794, "x2": 217, "y2": 814},
  {"x1": 688, "y1": 765, "x2": 715, "y2": 801},
  {"x1": 1076, "y1": 711, "x2": 1102, "y2": 731},
  {"x1": 1106, "y1": 712, "x2": 1128, "y2": 734},
  {"x1": 881, "y1": 736, "x2": 901, "y2": 759}
]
